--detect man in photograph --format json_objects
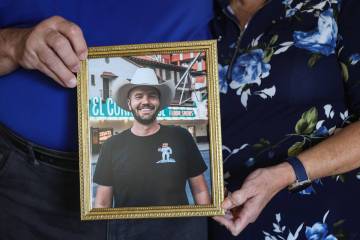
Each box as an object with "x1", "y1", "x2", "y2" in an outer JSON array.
[{"x1": 93, "y1": 67, "x2": 210, "y2": 208}]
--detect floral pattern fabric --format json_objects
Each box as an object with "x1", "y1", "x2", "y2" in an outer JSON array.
[{"x1": 210, "y1": 0, "x2": 360, "y2": 239}]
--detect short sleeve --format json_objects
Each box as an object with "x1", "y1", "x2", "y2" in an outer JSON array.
[
  {"x1": 180, "y1": 128, "x2": 207, "y2": 178},
  {"x1": 337, "y1": 0, "x2": 360, "y2": 116},
  {"x1": 93, "y1": 139, "x2": 113, "y2": 186}
]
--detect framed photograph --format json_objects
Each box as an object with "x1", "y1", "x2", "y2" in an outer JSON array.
[{"x1": 77, "y1": 40, "x2": 224, "y2": 220}]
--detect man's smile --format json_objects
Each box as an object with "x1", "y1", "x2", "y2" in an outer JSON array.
[{"x1": 137, "y1": 105, "x2": 156, "y2": 115}]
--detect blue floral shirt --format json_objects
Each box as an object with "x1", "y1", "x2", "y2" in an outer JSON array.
[{"x1": 210, "y1": 0, "x2": 360, "y2": 239}]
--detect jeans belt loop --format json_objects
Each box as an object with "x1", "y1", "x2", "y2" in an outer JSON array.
[{"x1": 26, "y1": 143, "x2": 40, "y2": 166}]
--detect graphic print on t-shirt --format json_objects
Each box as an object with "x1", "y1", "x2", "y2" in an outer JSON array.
[{"x1": 157, "y1": 143, "x2": 176, "y2": 163}]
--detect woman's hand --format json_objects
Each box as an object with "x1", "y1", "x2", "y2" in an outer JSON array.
[{"x1": 213, "y1": 163, "x2": 294, "y2": 236}]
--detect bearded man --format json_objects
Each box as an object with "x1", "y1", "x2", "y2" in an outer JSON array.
[{"x1": 93, "y1": 68, "x2": 210, "y2": 208}]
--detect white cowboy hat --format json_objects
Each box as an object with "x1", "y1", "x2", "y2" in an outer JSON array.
[{"x1": 114, "y1": 68, "x2": 175, "y2": 112}]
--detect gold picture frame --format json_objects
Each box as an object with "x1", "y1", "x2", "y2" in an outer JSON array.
[{"x1": 77, "y1": 40, "x2": 224, "y2": 220}]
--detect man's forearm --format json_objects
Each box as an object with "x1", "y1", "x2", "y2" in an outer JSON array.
[
  {"x1": 189, "y1": 174, "x2": 211, "y2": 204},
  {"x1": 0, "y1": 28, "x2": 28, "y2": 76},
  {"x1": 193, "y1": 190, "x2": 211, "y2": 205},
  {"x1": 94, "y1": 201, "x2": 112, "y2": 208},
  {"x1": 94, "y1": 185, "x2": 113, "y2": 208}
]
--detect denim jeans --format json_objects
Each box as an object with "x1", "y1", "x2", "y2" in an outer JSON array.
[
  {"x1": 108, "y1": 217, "x2": 207, "y2": 240},
  {"x1": 0, "y1": 124, "x2": 207, "y2": 240},
  {"x1": 0, "y1": 126, "x2": 107, "y2": 240}
]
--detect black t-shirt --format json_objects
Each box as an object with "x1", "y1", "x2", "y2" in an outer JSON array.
[{"x1": 93, "y1": 125, "x2": 207, "y2": 207}]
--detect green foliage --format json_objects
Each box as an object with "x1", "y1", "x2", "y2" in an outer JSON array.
[
  {"x1": 263, "y1": 48, "x2": 274, "y2": 63},
  {"x1": 333, "y1": 219, "x2": 345, "y2": 228},
  {"x1": 333, "y1": 219, "x2": 347, "y2": 240},
  {"x1": 253, "y1": 138, "x2": 271, "y2": 151},
  {"x1": 308, "y1": 54, "x2": 322, "y2": 67},
  {"x1": 288, "y1": 141, "x2": 304, "y2": 156},
  {"x1": 295, "y1": 107, "x2": 318, "y2": 135},
  {"x1": 295, "y1": 118, "x2": 308, "y2": 135},
  {"x1": 340, "y1": 62, "x2": 349, "y2": 82},
  {"x1": 269, "y1": 34, "x2": 279, "y2": 45}
]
